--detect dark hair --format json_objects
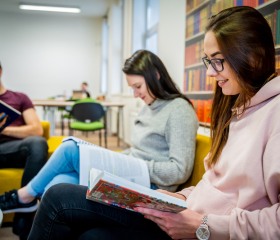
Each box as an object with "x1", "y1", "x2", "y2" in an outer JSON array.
[
  {"x1": 122, "y1": 50, "x2": 192, "y2": 105},
  {"x1": 0, "y1": 62, "x2": 2, "y2": 69},
  {"x1": 206, "y1": 6, "x2": 276, "y2": 166}
]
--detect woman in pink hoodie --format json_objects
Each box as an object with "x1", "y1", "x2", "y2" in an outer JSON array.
[{"x1": 27, "y1": 6, "x2": 280, "y2": 240}]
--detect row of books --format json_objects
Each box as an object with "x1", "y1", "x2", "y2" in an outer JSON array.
[
  {"x1": 211, "y1": 0, "x2": 272, "y2": 13},
  {"x1": 186, "y1": 5, "x2": 209, "y2": 38},
  {"x1": 184, "y1": 68, "x2": 215, "y2": 92},
  {"x1": 185, "y1": 39, "x2": 204, "y2": 66},
  {"x1": 191, "y1": 99, "x2": 212, "y2": 124},
  {"x1": 186, "y1": 0, "x2": 206, "y2": 14},
  {"x1": 276, "y1": 54, "x2": 280, "y2": 74},
  {"x1": 186, "y1": 0, "x2": 280, "y2": 40},
  {"x1": 187, "y1": 0, "x2": 273, "y2": 14},
  {"x1": 276, "y1": 9, "x2": 280, "y2": 45},
  {"x1": 264, "y1": 9, "x2": 280, "y2": 45},
  {"x1": 185, "y1": 42, "x2": 280, "y2": 67}
]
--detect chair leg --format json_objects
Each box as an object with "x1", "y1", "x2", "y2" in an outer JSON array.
[
  {"x1": 99, "y1": 131, "x2": 102, "y2": 146},
  {"x1": 61, "y1": 113, "x2": 64, "y2": 136},
  {"x1": 104, "y1": 128, "x2": 107, "y2": 148}
]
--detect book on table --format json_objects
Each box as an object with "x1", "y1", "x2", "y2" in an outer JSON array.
[
  {"x1": 86, "y1": 168, "x2": 187, "y2": 213},
  {"x1": 0, "y1": 100, "x2": 21, "y2": 132}
]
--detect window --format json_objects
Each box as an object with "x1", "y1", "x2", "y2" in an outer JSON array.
[
  {"x1": 132, "y1": 0, "x2": 159, "y2": 53},
  {"x1": 100, "y1": 18, "x2": 109, "y2": 94}
]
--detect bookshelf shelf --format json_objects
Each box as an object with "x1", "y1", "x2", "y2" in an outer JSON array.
[
  {"x1": 185, "y1": 62, "x2": 204, "y2": 70},
  {"x1": 186, "y1": 0, "x2": 210, "y2": 15},
  {"x1": 185, "y1": 91, "x2": 213, "y2": 100},
  {"x1": 185, "y1": 32, "x2": 204, "y2": 45},
  {"x1": 257, "y1": 0, "x2": 280, "y2": 15}
]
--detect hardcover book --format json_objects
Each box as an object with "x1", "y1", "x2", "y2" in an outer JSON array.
[
  {"x1": 0, "y1": 100, "x2": 21, "y2": 132},
  {"x1": 86, "y1": 168, "x2": 187, "y2": 213}
]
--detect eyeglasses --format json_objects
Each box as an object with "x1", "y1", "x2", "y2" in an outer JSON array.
[{"x1": 202, "y1": 57, "x2": 225, "y2": 72}]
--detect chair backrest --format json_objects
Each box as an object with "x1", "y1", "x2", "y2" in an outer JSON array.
[
  {"x1": 70, "y1": 102, "x2": 105, "y2": 123},
  {"x1": 178, "y1": 134, "x2": 211, "y2": 190},
  {"x1": 40, "y1": 121, "x2": 50, "y2": 140}
]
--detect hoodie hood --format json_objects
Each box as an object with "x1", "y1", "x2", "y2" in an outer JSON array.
[
  {"x1": 233, "y1": 76, "x2": 280, "y2": 118},
  {"x1": 249, "y1": 76, "x2": 280, "y2": 107}
]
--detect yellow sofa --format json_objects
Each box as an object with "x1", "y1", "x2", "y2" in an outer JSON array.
[
  {"x1": 0, "y1": 131, "x2": 210, "y2": 224},
  {"x1": 178, "y1": 134, "x2": 211, "y2": 190},
  {"x1": 0, "y1": 121, "x2": 64, "y2": 223}
]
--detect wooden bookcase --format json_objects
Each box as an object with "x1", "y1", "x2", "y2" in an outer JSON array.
[{"x1": 184, "y1": 0, "x2": 280, "y2": 125}]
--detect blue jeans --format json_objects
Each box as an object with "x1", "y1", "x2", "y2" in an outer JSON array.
[
  {"x1": 27, "y1": 139, "x2": 157, "y2": 198},
  {"x1": 28, "y1": 183, "x2": 171, "y2": 240},
  {"x1": 27, "y1": 140, "x2": 80, "y2": 197}
]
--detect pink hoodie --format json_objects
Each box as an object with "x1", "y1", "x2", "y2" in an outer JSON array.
[{"x1": 178, "y1": 76, "x2": 280, "y2": 239}]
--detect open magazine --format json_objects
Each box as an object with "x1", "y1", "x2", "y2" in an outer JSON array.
[
  {"x1": 87, "y1": 168, "x2": 187, "y2": 213},
  {"x1": 63, "y1": 137, "x2": 150, "y2": 188}
]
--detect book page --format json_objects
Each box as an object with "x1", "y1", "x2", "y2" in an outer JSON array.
[
  {"x1": 78, "y1": 143, "x2": 150, "y2": 188},
  {"x1": 87, "y1": 169, "x2": 187, "y2": 213}
]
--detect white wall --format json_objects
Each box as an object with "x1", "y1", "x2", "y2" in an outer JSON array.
[
  {"x1": 158, "y1": 0, "x2": 185, "y2": 90},
  {"x1": 0, "y1": 12, "x2": 103, "y2": 100},
  {"x1": 107, "y1": 2, "x2": 123, "y2": 95}
]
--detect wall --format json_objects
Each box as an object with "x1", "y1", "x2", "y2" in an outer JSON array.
[
  {"x1": 158, "y1": 0, "x2": 185, "y2": 90},
  {"x1": 0, "y1": 12, "x2": 103, "y2": 101}
]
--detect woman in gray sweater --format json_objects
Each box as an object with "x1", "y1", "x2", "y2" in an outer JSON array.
[{"x1": 0, "y1": 50, "x2": 198, "y2": 218}]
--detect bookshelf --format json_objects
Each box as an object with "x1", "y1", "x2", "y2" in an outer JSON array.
[{"x1": 185, "y1": 0, "x2": 280, "y2": 125}]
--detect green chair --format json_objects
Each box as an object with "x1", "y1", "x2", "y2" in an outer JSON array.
[{"x1": 69, "y1": 99, "x2": 107, "y2": 148}]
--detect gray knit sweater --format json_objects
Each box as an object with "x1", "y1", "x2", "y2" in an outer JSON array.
[{"x1": 126, "y1": 98, "x2": 198, "y2": 192}]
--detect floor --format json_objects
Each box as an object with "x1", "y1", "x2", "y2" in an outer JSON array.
[{"x1": 0, "y1": 127, "x2": 127, "y2": 239}]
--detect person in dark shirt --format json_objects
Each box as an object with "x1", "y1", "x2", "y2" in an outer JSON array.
[
  {"x1": 80, "y1": 81, "x2": 91, "y2": 98},
  {"x1": 0, "y1": 62, "x2": 48, "y2": 240}
]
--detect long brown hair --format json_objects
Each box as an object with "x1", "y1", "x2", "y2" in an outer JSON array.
[{"x1": 206, "y1": 6, "x2": 276, "y2": 166}]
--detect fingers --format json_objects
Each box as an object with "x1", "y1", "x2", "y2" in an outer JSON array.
[{"x1": 135, "y1": 207, "x2": 171, "y2": 218}]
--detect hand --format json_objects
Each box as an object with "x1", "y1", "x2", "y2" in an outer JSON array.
[
  {"x1": 0, "y1": 112, "x2": 8, "y2": 127},
  {"x1": 156, "y1": 189, "x2": 186, "y2": 201},
  {"x1": 135, "y1": 207, "x2": 203, "y2": 240}
]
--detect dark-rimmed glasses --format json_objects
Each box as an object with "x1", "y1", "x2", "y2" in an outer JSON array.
[{"x1": 202, "y1": 57, "x2": 225, "y2": 72}]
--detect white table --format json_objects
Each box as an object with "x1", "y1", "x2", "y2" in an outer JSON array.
[{"x1": 32, "y1": 99, "x2": 125, "y2": 146}]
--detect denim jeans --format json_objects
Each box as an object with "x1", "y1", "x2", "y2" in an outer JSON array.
[
  {"x1": 28, "y1": 183, "x2": 171, "y2": 240},
  {"x1": 26, "y1": 139, "x2": 158, "y2": 198},
  {"x1": 26, "y1": 140, "x2": 80, "y2": 197}
]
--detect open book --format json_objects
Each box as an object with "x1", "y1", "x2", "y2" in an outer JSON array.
[
  {"x1": 87, "y1": 168, "x2": 187, "y2": 213},
  {"x1": 63, "y1": 137, "x2": 150, "y2": 188},
  {"x1": 0, "y1": 100, "x2": 21, "y2": 132}
]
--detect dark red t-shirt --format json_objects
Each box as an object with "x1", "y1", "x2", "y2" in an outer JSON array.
[{"x1": 0, "y1": 90, "x2": 34, "y2": 142}]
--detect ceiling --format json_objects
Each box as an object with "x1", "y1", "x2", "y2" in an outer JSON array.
[{"x1": 0, "y1": 0, "x2": 116, "y2": 17}]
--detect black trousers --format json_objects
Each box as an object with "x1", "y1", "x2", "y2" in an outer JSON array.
[
  {"x1": 28, "y1": 183, "x2": 171, "y2": 240},
  {"x1": 0, "y1": 136, "x2": 48, "y2": 239}
]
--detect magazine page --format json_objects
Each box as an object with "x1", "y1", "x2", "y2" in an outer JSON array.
[
  {"x1": 87, "y1": 169, "x2": 187, "y2": 213},
  {"x1": 77, "y1": 142, "x2": 150, "y2": 188}
]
